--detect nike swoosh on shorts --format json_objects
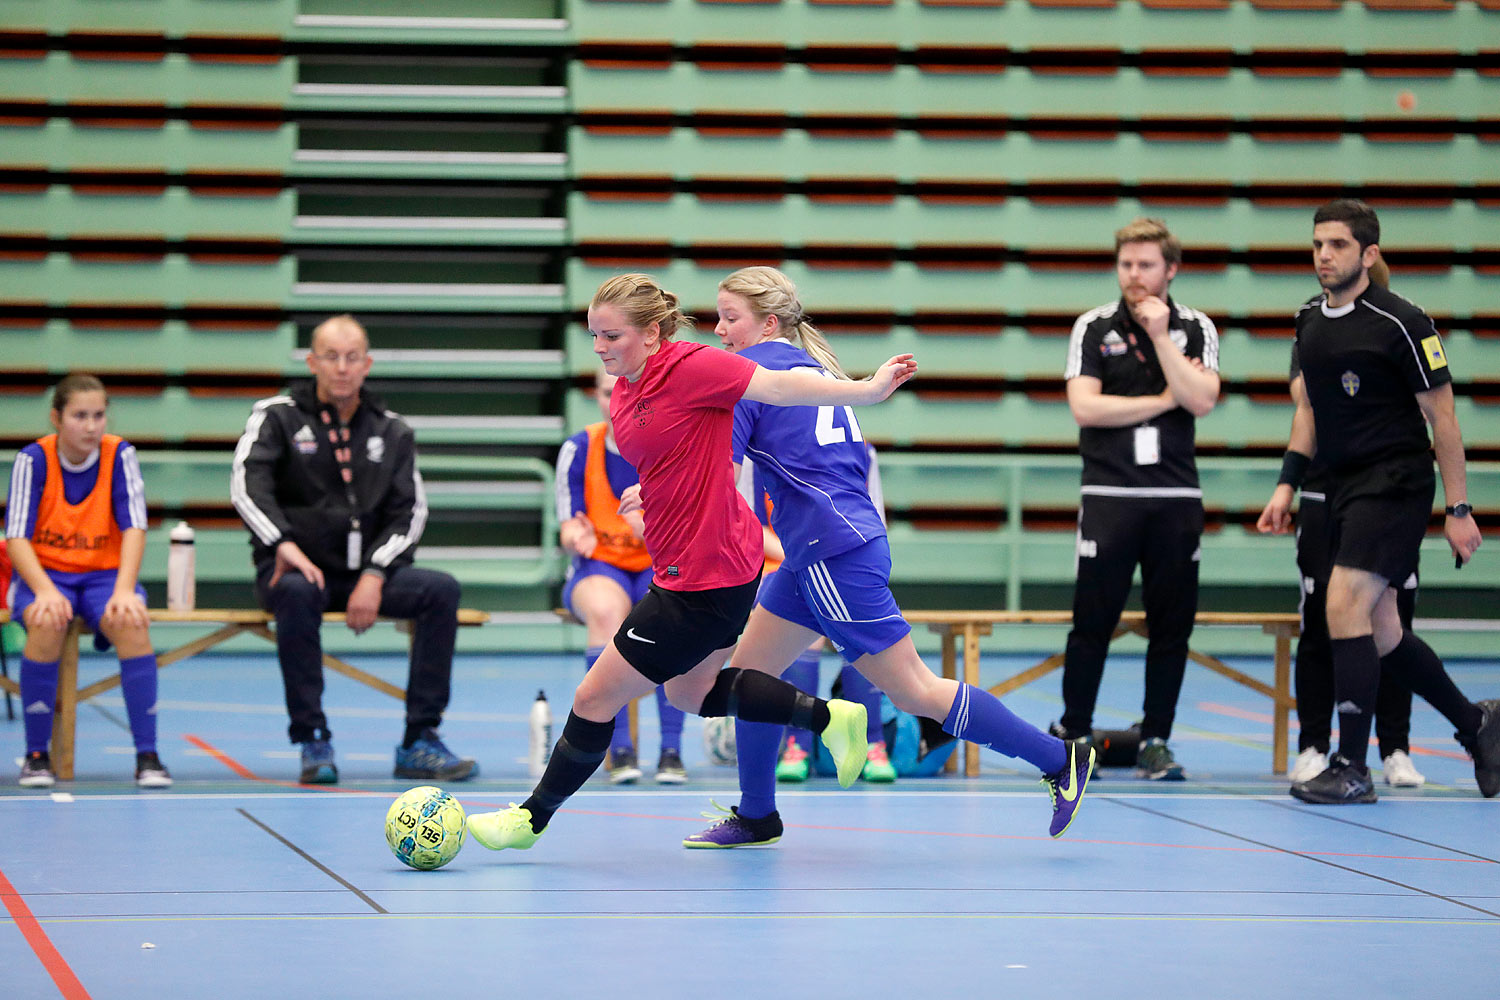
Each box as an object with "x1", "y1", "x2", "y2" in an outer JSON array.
[{"x1": 626, "y1": 628, "x2": 657, "y2": 644}]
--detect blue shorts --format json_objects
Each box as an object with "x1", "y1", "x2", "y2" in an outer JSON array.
[
  {"x1": 10, "y1": 567, "x2": 145, "y2": 653},
  {"x1": 562, "y1": 556, "x2": 653, "y2": 618},
  {"x1": 757, "y1": 538, "x2": 911, "y2": 661}
]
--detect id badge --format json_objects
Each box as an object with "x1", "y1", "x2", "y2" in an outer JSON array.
[
  {"x1": 346, "y1": 528, "x2": 362, "y2": 570},
  {"x1": 1134, "y1": 425, "x2": 1160, "y2": 466}
]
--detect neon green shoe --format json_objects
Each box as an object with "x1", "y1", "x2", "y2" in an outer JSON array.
[
  {"x1": 861, "y1": 741, "x2": 897, "y2": 783},
  {"x1": 775, "y1": 737, "x2": 810, "y2": 783},
  {"x1": 820, "y1": 699, "x2": 868, "y2": 789},
  {"x1": 466, "y1": 804, "x2": 542, "y2": 851}
]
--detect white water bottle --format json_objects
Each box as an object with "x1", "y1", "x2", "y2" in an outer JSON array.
[
  {"x1": 528, "y1": 690, "x2": 552, "y2": 778},
  {"x1": 166, "y1": 521, "x2": 196, "y2": 611}
]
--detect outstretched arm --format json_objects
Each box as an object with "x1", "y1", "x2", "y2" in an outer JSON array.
[{"x1": 743, "y1": 355, "x2": 917, "y2": 407}]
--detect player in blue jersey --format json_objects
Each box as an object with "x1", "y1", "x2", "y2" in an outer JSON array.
[
  {"x1": 737, "y1": 410, "x2": 894, "y2": 783},
  {"x1": 682, "y1": 267, "x2": 1095, "y2": 847},
  {"x1": 5, "y1": 374, "x2": 171, "y2": 788}
]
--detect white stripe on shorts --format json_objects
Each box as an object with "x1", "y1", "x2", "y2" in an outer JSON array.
[{"x1": 806, "y1": 560, "x2": 853, "y2": 622}]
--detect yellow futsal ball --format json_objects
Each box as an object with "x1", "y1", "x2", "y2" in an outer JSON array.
[{"x1": 385, "y1": 785, "x2": 466, "y2": 870}]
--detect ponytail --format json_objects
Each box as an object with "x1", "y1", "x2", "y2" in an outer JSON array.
[{"x1": 718, "y1": 266, "x2": 849, "y2": 380}]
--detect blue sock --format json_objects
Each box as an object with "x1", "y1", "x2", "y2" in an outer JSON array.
[
  {"x1": 118, "y1": 653, "x2": 159, "y2": 755},
  {"x1": 19, "y1": 656, "x2": 58, "y2": 755},
  {"x1": 656, "y1": 686, "x2": 684, "y2": 753},
  {"x1": 839, "y1": 664, "x2": 883, "y2": 743},
  {"x1": 943, "y1": 683, "x2": 1066, "y2": 775},
  {"x1": 736, "y1": 718, "x2": 782, "y2": 819},
  {"x1": 780, "y1": 650, "x2": 820, "y2": 752}
]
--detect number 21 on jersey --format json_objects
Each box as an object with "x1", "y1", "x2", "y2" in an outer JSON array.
[{"x1": 813, "y1": 370, "x2": 864, "y2": 446}]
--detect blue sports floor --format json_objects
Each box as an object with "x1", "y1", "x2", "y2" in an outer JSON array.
[{"x1": 2, "y1": 648, "x2": 1496, "y2": 1000}]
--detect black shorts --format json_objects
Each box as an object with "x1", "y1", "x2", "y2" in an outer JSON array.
[
  {"x1": 1328, "y1": 457, "x2": 1435, "y2": 585},
  {"x1": 613, "y1": 574, "x2": 761, "y2": 686}
]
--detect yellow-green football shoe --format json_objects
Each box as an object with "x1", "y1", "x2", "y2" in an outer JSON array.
[
  {"x1": 820, "y1": 699, "x2": 869, "y2": 789},
  {"x1": 467, "y1": 804, "x2": 542, "y2": 851}
]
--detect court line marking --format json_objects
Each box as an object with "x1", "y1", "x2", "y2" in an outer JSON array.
[
  {"x1": 1, "y1": 785, "x2": 1489, "y2": 866},
  {"x1": 1261, "y1": 797, "x2": 1499, "y2": 864},
  {"x1": 16, "y1": 737, "x2": 1492, "y2": 870},
  {"x1": 0, "y1": 863, "x2": 93, "y2": 999},
  {"x1": 0, "y1": 788, "x2": 1482, "y2": 804},
  {"x1": 9, "y1": 911, "x2": 1499, "y2": 928},
  {"x1": 236, "y1": 808, "x2": 387, "y2": 914},
  {"x1": 1196, "y1": 702, "x2": 1472, "y2": 760},
  {"x1": 1106, "y1": 797, "x2": 1500, "y2": 919},
  {"x1": 182, "y1": 734, "x2": 387, "y2": 798}
]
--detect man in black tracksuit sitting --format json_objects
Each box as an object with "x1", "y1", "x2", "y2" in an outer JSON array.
[{"x1": 231, "y1": 313, "x2": 476, "y2": 785}]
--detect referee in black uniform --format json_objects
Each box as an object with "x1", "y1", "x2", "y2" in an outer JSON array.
[
  {"x1": 1284, "y1": 258, "x2": 1425, "y2": 790},
  {"x1": 1259, "y1": 198, "x2": 1499, "y2": 803},
  {"x1": 1059, "y1": 218, "x2": 1221, "y2": 780}
]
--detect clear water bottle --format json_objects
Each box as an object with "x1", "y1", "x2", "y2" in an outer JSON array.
[
  {"x1": 528, "y1": 690, "x2": 552, "y2": 778},
  {"x1": 166, "y1": 521, "x2": 196, "y2": 611}
]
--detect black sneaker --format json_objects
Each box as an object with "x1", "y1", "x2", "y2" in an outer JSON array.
[
  {"x1": 654, "y1": 748, "x2": 688, "y2": 785},
  {"x1": 299, "y1": 739, "x2": 338, "y2": 784},
  {"x1": 394, "y1": 729, "x2": 477, "y2": 781},
  {"x1": 135, "y1": 752, "x2": 173, "y2": 788},
  {"x1": 1135, "y1": 737, "x2": 1185, "y2": 781},
  {"x1": 607, "y1": 748, "x2": 642, "y2": 784},
  {"x1": 18, "y1": 751, "x2": 54, "y2": 788},
  {"x1": 1462, "y1": 699, "x2": 1500, "y2": 798},
  {"x1": 1290, "y1": 754, "x2": 1377, "y2": 804}
]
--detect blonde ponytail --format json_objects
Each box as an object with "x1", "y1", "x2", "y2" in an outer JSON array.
[{"x1": 718, "y1": 266, "x2": 849, "y2": 380}]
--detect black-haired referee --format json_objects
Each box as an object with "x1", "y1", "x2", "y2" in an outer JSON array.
[{"x1": 1258, "y1": 198, "x2": 1499, "y2": 803}]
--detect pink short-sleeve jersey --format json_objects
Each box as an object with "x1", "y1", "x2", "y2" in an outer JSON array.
[{"x1": 610, "y1": 339, "x2": 761, "y2": 591}]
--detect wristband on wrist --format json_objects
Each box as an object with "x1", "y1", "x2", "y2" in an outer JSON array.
[{"x1": 1277, "y1": 450, "x2": 1311, "y2": 489}]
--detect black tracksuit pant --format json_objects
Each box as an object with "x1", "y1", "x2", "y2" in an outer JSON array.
[
  {"x1": 1061, "y1": 494, "x2": 1203, "y2": 743},
  {"x1": 255, "y1": 561, "x2": 460, "y2": 744}
]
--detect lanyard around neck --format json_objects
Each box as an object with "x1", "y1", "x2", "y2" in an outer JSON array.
[{"x1": 318, "y1": 406, "x2": 361, "y2": 529}]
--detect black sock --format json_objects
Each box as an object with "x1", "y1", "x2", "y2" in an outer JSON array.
[
  {"x1": 1380, "y1": 632, "x2": 1484, "y2": 737},
  {"x1": 521, "y1": 711, "x2": 613, "y2": 832},
  {"x1": 1330, "y1": 636, "x2": 1379, "y2": 767},
  {"x1": 698, "y1": 667, "x2": 832, "y2": 732},
  {"x1": 401, "y1": 724, "x2": 426, "y2": 748}
]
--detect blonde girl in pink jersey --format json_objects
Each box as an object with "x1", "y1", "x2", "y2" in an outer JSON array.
[{"x1": 468, "y1": 274, "x2": 917, "y2": 854}]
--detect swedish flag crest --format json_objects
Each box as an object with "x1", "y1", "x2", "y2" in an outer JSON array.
[
  {"x1": 1341, "y1": 370, "x2": 1360, "y2": 396},
  {"x1": 1421, "y1": 335, "x2": 1448, "y2": 371}
]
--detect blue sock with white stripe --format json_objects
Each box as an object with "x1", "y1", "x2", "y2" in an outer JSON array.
[
  {"x1": 119, "y1": 653, "x2": 159, "y2": 755},
  {"x1": 942, "y1": 683, "x2": 1066, "y2": 775},
  {"x1": 735, "y1": 718, "x2": 782, "y2": 820},
  {"x1": 20, "y1": 656, "x2": 58, "y2": 755}
]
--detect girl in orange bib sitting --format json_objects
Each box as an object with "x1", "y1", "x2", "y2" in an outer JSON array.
[{"x1": 5, "y1": 375, "x2": 170, "y2": 788}]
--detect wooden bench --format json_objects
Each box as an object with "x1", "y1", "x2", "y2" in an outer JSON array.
[
  {"x1": 903, "y1": 611, "x2": 1300, "y2": 779},
  {"x1": 0, "y1": 608, "x2": 489, "y2": 781}
]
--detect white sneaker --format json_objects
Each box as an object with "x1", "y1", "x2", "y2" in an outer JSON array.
[
  {"x1": 1381, "y1": 749, "x2": 1426, "y2": 788},
  {"x1": 1289, "y1": 747, "x2": 1327, "y2": 784}
]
